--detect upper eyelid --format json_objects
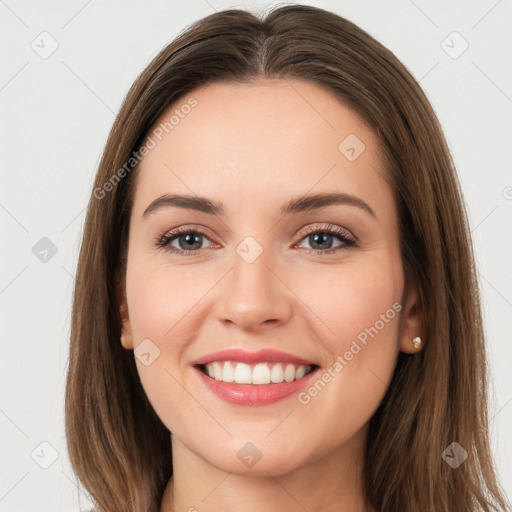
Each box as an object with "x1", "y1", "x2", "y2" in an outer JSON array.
[
  {"x1": 298, "y1": 223, "x2": 355, "y2": 239},
  {"x1": 160, "y1": 224, "x2": 217, "y2": 242}
]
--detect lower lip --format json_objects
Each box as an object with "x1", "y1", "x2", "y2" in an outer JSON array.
[{"x1": 193, "y1": 366, "x2": 319, "y2": 406}]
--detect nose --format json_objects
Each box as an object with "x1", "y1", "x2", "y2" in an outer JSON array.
[{"x1": 213, "y1": 246, "x2": 293, "y2": 332}]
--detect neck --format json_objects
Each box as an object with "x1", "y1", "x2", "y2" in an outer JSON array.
[{"x1": 160, "y1": 428, "x2": 374, "y2": 512}]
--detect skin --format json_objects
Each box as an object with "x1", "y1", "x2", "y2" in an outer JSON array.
[{"x1": 118, "y1": 79, "x2": 423, "y2": 512}]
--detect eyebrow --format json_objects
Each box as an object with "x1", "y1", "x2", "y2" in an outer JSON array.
[{"x1": 142, "y1": 192, "x2": 376, "y2": 219}]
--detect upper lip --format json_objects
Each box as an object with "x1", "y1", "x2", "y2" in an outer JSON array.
[{"x1": 192, "y1": 348, "x2": 317, "y2": 366}]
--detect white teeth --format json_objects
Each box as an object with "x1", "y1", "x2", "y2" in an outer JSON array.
[
  {"x1": 203, "y1": 361, "x2": 313, "y2": 384},
  {"x1": 234, "y1": 362, "x2": 252, "y2": 384},
  {"x1": 252, "y1": 363, "x2": 271, "y2": 385},
  {"x1": 213, "y1": 362, "x2": 222, "y2": 381},
  {"x1": 222, "y1": 361, "x2": 235, "y2": 382},
  {"x1": 270, "y1": 364, "x2": 284, "y2": 383},
  {"x1": 295, "y1": 365, "x2": 307, "y2": 380},
  {"x1": 284, "y1": 363, "x2": 295, "y2": 382}
]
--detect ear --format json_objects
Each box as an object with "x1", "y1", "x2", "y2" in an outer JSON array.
[
  {"x1": 116, "y1": 270, "x2": 134, "y2": 350},
  {"x1": 399, "y1": 279, "x2": 424, "y2": 354}
]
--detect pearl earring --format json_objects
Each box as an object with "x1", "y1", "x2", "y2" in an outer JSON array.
[{"x1": 412, "y1": 336, "x2": 422, "y2": 350}]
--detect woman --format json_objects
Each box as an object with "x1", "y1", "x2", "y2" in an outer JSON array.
[{"x1": 65, "y1": 5, "x2": 509, "y2": 512}]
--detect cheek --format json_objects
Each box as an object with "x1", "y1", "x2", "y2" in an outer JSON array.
[
  {"x1": 292, "y1": 255, "x2": 401, "y2": 354},
  {"x1": 124, "y1": 272, "x2": 198, "y2": 441},
  {"x1": 292, "y1": 258, "x2": 402, "y2": 436},
  {"x1": 125, "y1": 264, "x2": 202, "y2": 414},
  {"x1": 126, "y1": 262, "x2": 206, "y2": 346}
]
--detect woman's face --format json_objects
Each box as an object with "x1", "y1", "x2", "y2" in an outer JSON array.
[{"x1": 119, "y1": 79, "x2": 421, "y2": 476}]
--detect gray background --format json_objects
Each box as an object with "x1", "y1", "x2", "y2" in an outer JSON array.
[{"x1": 1, "y1": 0, "x2": 511, "y2": 510}]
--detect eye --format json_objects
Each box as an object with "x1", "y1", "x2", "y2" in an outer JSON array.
[
  {"x1": 156, "y1": 223, "x2": 357, "y2": 256},
  {"x1": 295, "y1": 224, "x2": 357, "y2": 255},
  {"x1": 156, "y1": 225, "x2": 216, "y2": 256}
]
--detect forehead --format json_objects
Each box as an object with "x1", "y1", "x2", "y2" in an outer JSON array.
[{"x1": 132, "y1": 79, "x2": 392, "y2": 218}]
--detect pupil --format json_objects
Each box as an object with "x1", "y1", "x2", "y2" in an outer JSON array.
[
  {"x1": 311, "y1": 233, "x2": 332, "y2": 249},
  {"x1": 181, "y1": 233, "x2": 201, "y2": 250}
]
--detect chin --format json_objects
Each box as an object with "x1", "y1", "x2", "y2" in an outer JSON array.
[{"x1": 198, "y1": 438, "x2": 310, "y2": 477}]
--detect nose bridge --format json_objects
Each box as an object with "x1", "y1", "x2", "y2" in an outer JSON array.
[
  {"x1": 213, "y1": 232, "x2": 292, "y2": 330},
  {"x1": 233, "y1": 235, "x2": 273, "y2": 292}
]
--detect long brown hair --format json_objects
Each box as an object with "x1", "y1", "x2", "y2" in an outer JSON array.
[{"x1": 65, "y1": 5, "x2": 509, "y2": 511}]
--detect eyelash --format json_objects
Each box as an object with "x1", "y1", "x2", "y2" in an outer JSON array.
[{"x1": 156, "y1": 223, "x2": 357, "y2": 257}]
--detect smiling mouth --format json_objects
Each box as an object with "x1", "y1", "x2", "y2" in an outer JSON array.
[{"x1": 196, "y1": 361, "x2": 319, "y2": 385}]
